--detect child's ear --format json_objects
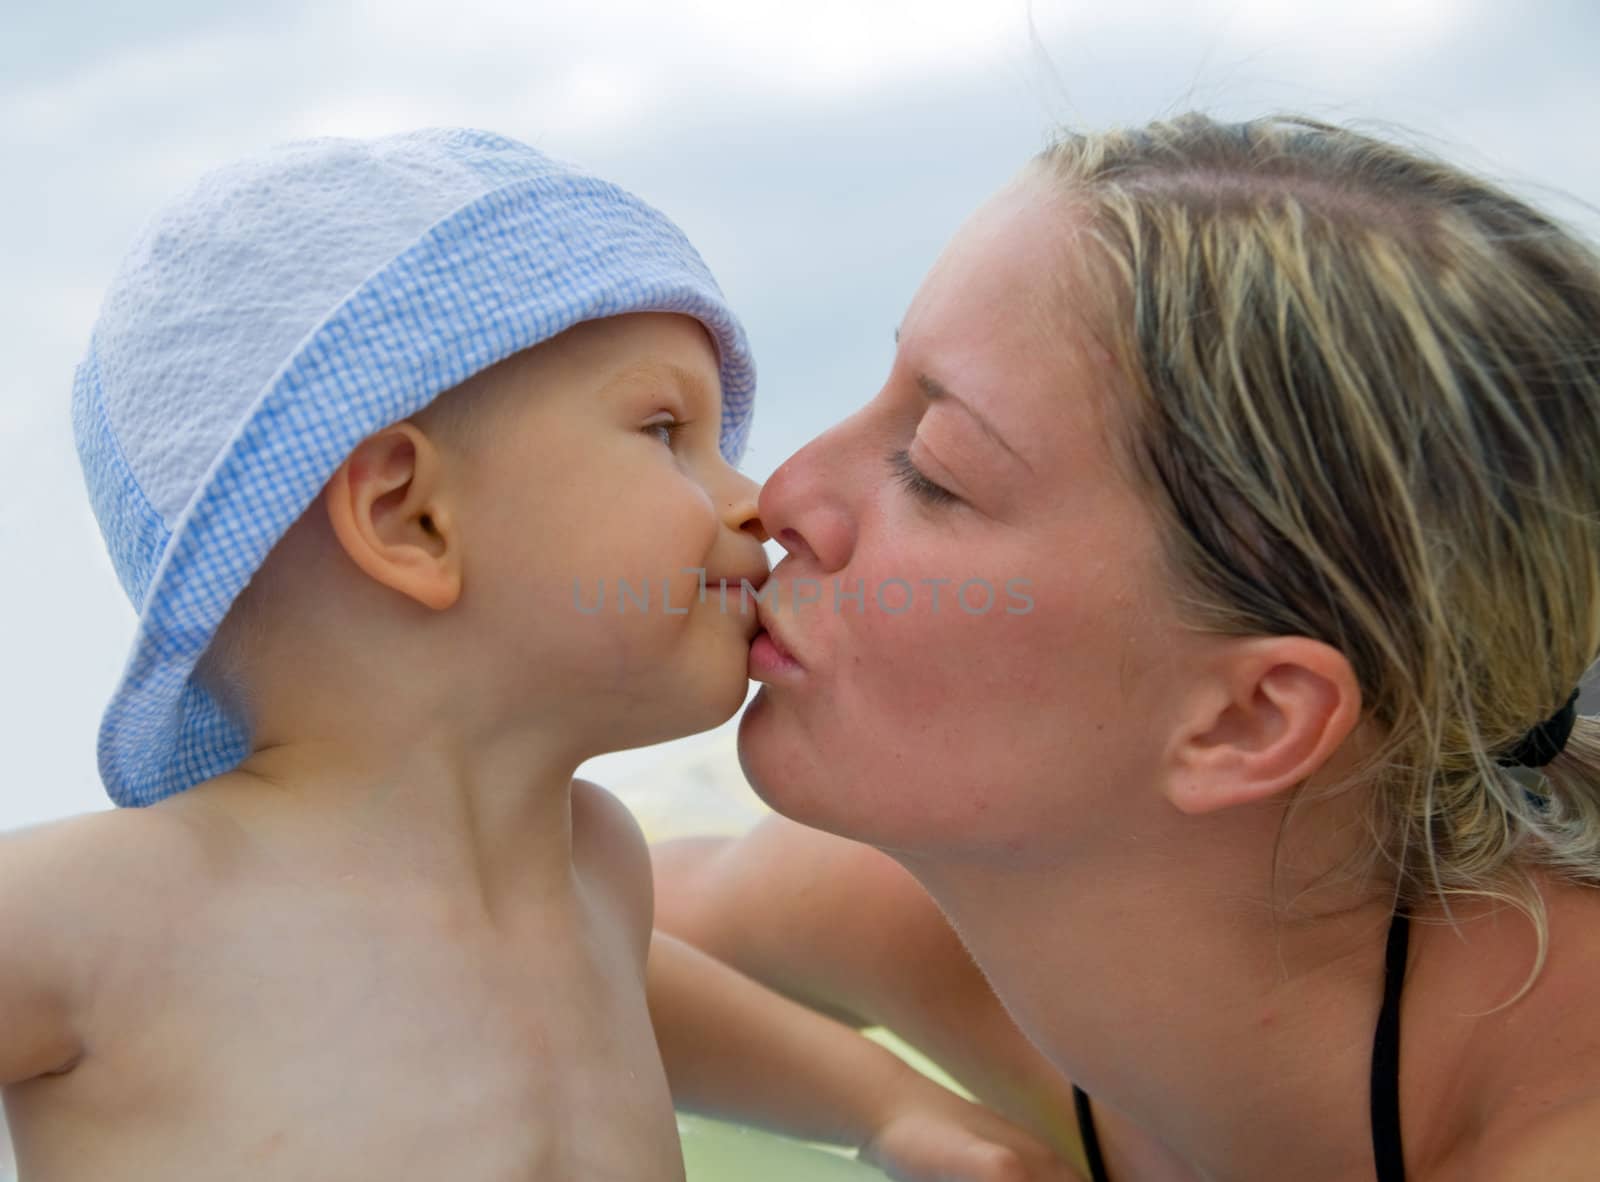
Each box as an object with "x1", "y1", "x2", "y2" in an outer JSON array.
[
  {"x1": 1163, "y1": 636, "x2": 1363, "y2": 815},
  {"x1": 323, "y1": 422, "x2": 462, "y2": 611}
]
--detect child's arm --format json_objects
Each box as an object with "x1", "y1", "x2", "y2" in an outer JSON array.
[
  {"x1": 648, "y1": 930, "x2": 1081, "y2": 1182},
  {"x1": 0, "y1": 823, "x2": 91, "y2": 1086}
]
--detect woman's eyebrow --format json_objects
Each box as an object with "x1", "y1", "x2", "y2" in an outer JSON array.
[{"x1": 915, "y1": 373, "x2": 1033, "y2": 474}]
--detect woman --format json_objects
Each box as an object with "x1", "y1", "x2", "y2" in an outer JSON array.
[{"x1": 655, "y1": 113, "x2": 1600, "y2": 1180}]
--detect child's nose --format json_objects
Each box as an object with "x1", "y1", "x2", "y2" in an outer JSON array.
[{"x1": 721, "y1": 471, "x2": 766, "y2": 542}]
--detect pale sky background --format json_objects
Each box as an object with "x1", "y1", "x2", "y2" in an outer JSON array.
[{"x1": 3, "y1": 0, "x2": 1599, "y2": 836}]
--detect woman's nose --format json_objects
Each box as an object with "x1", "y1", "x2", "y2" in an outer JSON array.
[{"x1": 757, "y1": 424, "x2": 858, "y2": 574}]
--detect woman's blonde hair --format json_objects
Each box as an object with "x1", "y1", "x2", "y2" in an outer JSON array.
[{"x1": 1038, "y1": 114, "x2": 1600, "y2": 965}]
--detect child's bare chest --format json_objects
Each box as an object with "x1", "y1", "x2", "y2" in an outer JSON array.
[{"x1": 11, "y1": 891, "x2": 683, "y2": 1181}]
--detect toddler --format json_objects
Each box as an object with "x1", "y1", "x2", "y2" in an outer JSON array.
[{"x1": 0, "y1": 129, "x2": 1073, "y2": 1181}]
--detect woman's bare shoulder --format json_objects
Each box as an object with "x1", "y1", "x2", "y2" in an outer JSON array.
[
  {"x1": 1461, "y1": 1093, "x2": 1600, "y2": 1181},
  {"x1": 1444, "y1": 882, "x2": 1600, "y2": 1179}
]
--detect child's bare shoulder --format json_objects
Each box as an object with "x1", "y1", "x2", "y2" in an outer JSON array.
[
  {"x1": 570, "y1": 778, "x2": 654, "y2": 961},
  {"x1": 13, "y1": 801, "x2": 220, "y2": 889},
  {"x1": 2, "y1": 805, "x2": 220, "y2": 949},
  {"x1": 0, "y1": 805, "x2": 212, "y2": 1085}
]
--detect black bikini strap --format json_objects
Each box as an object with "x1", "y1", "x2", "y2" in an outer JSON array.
[
  {"x1": 1073, "y1": 909, "x2": 1410, "y2": 1182},
  {"x1": 1073, "y1": 1084, "x2": 1112, "y2": 1182},
  {"x1": 1370, "y1": 909, "x2": 1410, "y2": 1182}
]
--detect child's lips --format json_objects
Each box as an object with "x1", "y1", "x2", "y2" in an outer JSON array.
[
  {"x1": 704, "y1": 568, "x2": 770, "y2": 638},
  {"x1": 705, "y1": 568, "x2": 770, "y2": 598}
]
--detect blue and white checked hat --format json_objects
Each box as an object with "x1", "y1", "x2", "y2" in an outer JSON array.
[{"x1": 72, "y1": 127, "x2": 756, "y2": 808}]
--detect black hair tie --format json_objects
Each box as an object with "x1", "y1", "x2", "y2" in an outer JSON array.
[{"x1": 1497, "y1": 688, "x2": 1582, "y2": 769}]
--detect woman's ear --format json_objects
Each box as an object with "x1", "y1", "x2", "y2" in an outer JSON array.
[
  {"x1": 323, "y1": 422, "x2": 462, "y2": 611},
  {"x1": 1163, "y1": 636, "x2": 1363, "y2": 815}
]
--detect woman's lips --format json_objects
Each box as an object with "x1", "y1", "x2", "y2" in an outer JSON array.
[
  {"x1": 749, "y1": 630, "x2": 803, "y2": 679},
  {"x1": 749, "y1": 615, "x2": 804, "y2": 680}
]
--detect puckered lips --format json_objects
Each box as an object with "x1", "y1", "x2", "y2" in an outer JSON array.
[{"x1": 749, "y1": 593, "x2": 805, "y2": 680}]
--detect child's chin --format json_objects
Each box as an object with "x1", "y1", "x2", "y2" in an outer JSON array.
[
  {"x1": 691, "y1": 671, "x2": 754, "y2": 731},
  {"x1": 631, "y1": 670, "x2": 751, "y2": 747}
]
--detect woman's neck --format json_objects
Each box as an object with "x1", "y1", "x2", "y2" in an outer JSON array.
[
  {"x1": 902, "y1": 817, "x2": 1596, "y2": 1182},
  {"x1": 898, "y1": 809, "x2": 1412, "y2": 1182}
]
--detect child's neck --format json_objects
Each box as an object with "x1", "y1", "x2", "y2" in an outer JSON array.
[{"x1": 171, "y1": 729, "x2": 592, "y2": 916}]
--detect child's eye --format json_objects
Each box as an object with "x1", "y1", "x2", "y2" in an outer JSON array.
[
  {"x1": 887, "y1": 448, "x2": 960, "y2": 506},
  {"x1": 644, "y1": 416, "x2": 687, "y2": 447}
]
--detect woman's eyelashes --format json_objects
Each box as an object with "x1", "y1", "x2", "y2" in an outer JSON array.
[{"x1": 888, "y1": 448, "x2": 960, "y2": 506}]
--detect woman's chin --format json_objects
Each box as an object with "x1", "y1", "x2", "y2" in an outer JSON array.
[
  {"x1": 737, "y1": 694, "x2": 999, "y2": 857},
  {"x1": 736, "y1": 692, "x2": 860, "y2": 837},
  {"x1": 736, "y1": 690, "x2": 805, "y2": 809}
]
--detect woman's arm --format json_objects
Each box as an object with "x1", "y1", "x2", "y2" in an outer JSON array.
[
  {"x1": 653, "y1": 816, "x2": 1088, "y2": 1164},
  {"x1": 647, "y1": 929, "x2": 1082, "y2": 1181},
  {"x1": 648, "y1": 928, "x2": 904, "y2": 1144}
]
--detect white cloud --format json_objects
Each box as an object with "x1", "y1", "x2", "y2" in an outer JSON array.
[
  {"x1": 341, "y1": 0, "x2": 1022, "y2": 98},
  {"x1": 675, "y1": 0, "x2": 1018, "y2": 93},
  {"x1": 0, "y1": 32, "x2": 251, "y2": 144},
  {"x1": 1200, "y1": 0, "x2": 1470, "y2": 46}
]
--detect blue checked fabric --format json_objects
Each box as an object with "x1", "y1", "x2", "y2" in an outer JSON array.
[{"x1": 72, "y1": 127, "x2": 756, "y2": 808}]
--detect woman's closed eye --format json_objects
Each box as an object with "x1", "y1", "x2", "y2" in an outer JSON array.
[{"x1": 888, "y1": 448, "x2": 960, "y2": 506}]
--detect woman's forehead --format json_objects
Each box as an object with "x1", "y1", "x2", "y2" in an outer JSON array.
[{"x1": 899, "y1": 177, "x2": 1123, "y2": 472}]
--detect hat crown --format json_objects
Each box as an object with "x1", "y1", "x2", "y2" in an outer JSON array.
[{"x1": 78, "y1": 130, "x2": 571, "y2": 601}]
